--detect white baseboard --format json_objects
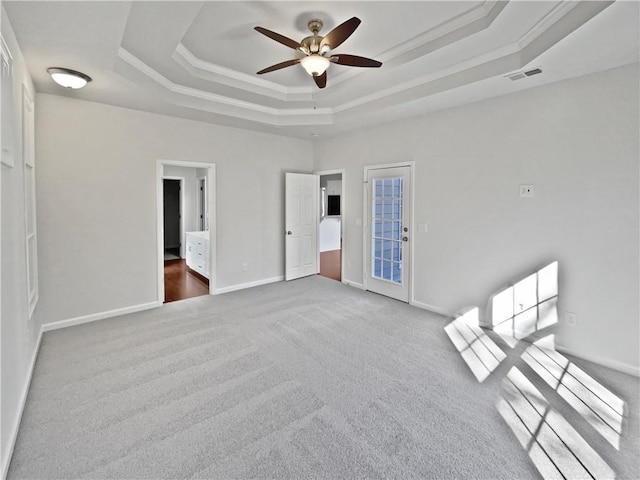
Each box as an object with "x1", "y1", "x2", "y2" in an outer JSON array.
[
  {"x1": 555, "y1": 344, "x2": 640, "y2": 378},
  {"x1": 2, "y1": 326, "x2": 43, "y2": 480},
  {"x1": 41, "y1": 301, "x2": 161, "y2": 332},
  {"x1": 411, "y1": 299, "x2": 455, "y2": 318},
  {"x1": 214, "y1": 276, "x2": 283, "y2": 295},
  {"x1": 342, "y1": 280, "x2": 364, "y2": 290}
]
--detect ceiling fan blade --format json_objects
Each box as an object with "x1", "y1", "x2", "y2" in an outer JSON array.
[
  {"x1": 254, "y1": 26, "x2": 301, "y2": 50},
  {"x1": 257, "y1": 58, "x2": 301, "y2": 75},
  {"x1": 330, "y1": 54, "x2": 382, "y2": 68},
  {"x1": 313, "y1": 71, "x2": 327, "y2": 89},
  {"x1": 320, "y1": 17, "x2": 361, "y2": 50}
]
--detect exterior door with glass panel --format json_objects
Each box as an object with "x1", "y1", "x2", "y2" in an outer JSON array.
[{"x1": 365, "y1": 166, "x2": 411, "y2": 302}]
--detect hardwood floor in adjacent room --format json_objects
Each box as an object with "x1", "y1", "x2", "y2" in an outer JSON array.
[
  {"x1": 319, "y1": 249, "x2": 341, "y2": 282},
  {"x1": 164, "y1": 259, "x2": 209, "y2": 303}
]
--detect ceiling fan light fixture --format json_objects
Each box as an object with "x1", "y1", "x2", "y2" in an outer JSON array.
[
  {"x1": 301, "y1": 55, "x2": 330, "y2": 77},
  {"x1": 47, "y1": 67, "x2": 92, "y2": 89}
]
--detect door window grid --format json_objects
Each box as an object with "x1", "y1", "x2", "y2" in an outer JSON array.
[{"x1": 372, "y1": 177, "x2": 403, "y2": 284}]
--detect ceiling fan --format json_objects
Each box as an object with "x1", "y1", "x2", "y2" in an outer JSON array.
[{"x1": 254, "y1": 17, "x2": 382, "y2": 89}]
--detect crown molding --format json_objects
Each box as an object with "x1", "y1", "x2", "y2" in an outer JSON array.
[
  {"x1": 171, "y1": 1, "x2": 508, "y2": 94},
  {"x1": 117, "y1": 47, "x2": 332, "y2": 126},
  {"x1": 323, "y1": 0, "x2": 508, "y2": 89},
  {"x1": 518, "y1": 1, "x2": 581, "y2": 49},
  {"x1": 172, "y1": 43, "x2": 312, "y2": 102},
  {"x1": 379, "y1": 0, "x2": 507, "y2": 66},
  {"x1": 334, "y1": 1, "x2": 611, "y2": 116},
  {"x1": 116, "y1": 0, "x2": 613, "y2": 129}
]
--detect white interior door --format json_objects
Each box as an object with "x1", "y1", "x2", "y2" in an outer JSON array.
[
  {"x1": 285, "y1": 173, "x2": 319, "y2": 281},
  {"x1": 364, "y1": 166, "x2": 411, "y2": 302}
]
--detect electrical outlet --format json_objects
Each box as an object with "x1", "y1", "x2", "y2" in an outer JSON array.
[
  {"x1": 519, "y1": 184, "x2": 534, "y2": 197},
  {"x1": 564, "y1": 312, "x2": 577, "y2": 327},
  {"x1": 242, "y1": 263, "x2": 248, "y2": 272}
]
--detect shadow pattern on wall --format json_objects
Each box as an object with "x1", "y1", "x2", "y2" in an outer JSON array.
[{"x1": 444, "y1": 261, "x2": 628, "y2": 479}]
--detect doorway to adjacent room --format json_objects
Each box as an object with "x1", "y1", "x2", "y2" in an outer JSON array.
[
  {"x1": 316, "y1": 170, "x2": 344, "y2": 282},
  {"x1": 157, "y1": 160, "x2": 216, "y2": 303}
]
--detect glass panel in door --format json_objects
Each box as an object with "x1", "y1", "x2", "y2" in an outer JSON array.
[{"x1": 372, "y1": 177, "x2": 403, "y2": 284}]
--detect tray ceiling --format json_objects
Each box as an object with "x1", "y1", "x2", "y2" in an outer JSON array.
[{"x1": 4, "y1": 1, "x2": 638, "y2": 139}]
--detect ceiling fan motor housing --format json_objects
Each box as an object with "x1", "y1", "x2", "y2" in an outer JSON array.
[
  {"x1": 300, "y1": 20, "x2": 325, "y2": 55},
  {"x1": 300, "y1": 36, "x2": 322, "y2": 54}
]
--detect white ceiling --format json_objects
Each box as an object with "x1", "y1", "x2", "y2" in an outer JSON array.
[{"x1": 4, "y1": 1, "x2": 639, "y2": 139}]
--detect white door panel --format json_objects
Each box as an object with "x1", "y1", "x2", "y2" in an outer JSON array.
[{"x1": 285, "y1": 173, "x2": 319, "y2": 281}]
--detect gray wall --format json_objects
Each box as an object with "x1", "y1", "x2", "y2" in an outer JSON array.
[
  {"x1": 34, "y1": 94, "x2": 313, "y2": 324},
  {"x1": 314, "y1": 63, "x2": 639, "y2": 373}
]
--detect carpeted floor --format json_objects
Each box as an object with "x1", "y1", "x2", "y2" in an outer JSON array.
[{"x1": 8, "y1": 275, "x2": 640, "y2": 479}]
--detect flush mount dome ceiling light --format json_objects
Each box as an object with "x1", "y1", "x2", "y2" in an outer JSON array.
[
  {"x1": 254, "y1": 17, "x2": 382, "y2": 89},
  {"x1": 47, "y1": 67, "x2": 92, "y2": 89}
]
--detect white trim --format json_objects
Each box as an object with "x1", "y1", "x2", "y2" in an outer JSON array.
[
  {"x1": 214, "y1": 276, "x2": 283, "y2": 295},
  {"x1": 314, "y1": 169, "x2": 346, "y2": 283},
  {"x1": 555, "y1": 344, "x2": 640, "y2": 378},
  {"x1": 2, "y1": 327, "x2": 43, "y2": 480},
  {"x1": 22, "y1": 85, "x2": 38, "y2": 318},
  {"x1": 173, "y1": 43, "x2": 311, "y2": 101},
  {"x1": 156, "y1": 161, "x2": 164, "y2": 303},
  {"x1": 196, "y1": 175, "x2": 207, "y2": 231},
  {"x1": 41, "y1": 302, "x2": 161, "y2": 332},
  {"x1": 161, "y1": 176, "x2": 185, "y2": 258},
  {"x1": 157, "y1": 160, "x2": 217, "y2": 303},
  {"x1": 342, "y1": 280, "x2": 364, "y2": 290},
  {"x1": 412, "y1": 300, "x2": 455, "y2": 318}
]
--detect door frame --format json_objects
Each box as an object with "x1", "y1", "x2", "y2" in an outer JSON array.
[
  {"x1": 156, "y1": 160, "x2": 216, "y2": 303},
  {"x1": 162, "y1": 176, "x2": 185, "y2": 258},
  {"x1": 196, "y1": 175, "x2": 207, "y2": 231},
  {"x1": 314, "y1": 168, "x2": 345, "y2": 284},
  {"x1": 362, "y1": 162, "x2": 415, "y2": 304}
]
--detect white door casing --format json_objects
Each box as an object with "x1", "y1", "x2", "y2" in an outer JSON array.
[
  {"x1": 364, "y1": 165, "x2": 412, "y2": 302},
  {"x1": 285, "y1": 173, "x2": 319, "y2": 281},
  {"x1": 23, "y1": 85, "x2": 38, "y2": 316}
]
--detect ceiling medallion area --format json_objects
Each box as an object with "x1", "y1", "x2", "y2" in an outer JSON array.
[{"x1": 254, "y1": 17, "x2": 382, "y2": 89}]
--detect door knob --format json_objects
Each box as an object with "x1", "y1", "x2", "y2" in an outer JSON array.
[
  {"x1": 402, "y1": 236, "x2": 409, "y2": 242},
  {"x1": 403, "y1": 227, "x2": 408, "y2": 232},
  {"x1": 287, "y1": 231, "x2": 293, "y2": 235}
]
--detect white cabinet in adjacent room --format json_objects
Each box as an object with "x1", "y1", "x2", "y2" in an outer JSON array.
[{"x1": 186, "y1": 231, "x2": 209, "y2": 279}]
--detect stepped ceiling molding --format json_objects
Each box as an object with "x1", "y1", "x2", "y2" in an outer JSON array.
[{"x1": 4, "y1": 1, "x2": 639, "y2": 139}]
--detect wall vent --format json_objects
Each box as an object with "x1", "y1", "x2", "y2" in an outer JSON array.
[{"x1": 506, "y1": 67, "x2": 542, "y2": 81}]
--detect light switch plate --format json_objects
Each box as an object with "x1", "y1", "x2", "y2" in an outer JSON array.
[{"x1": 520, "y1": 184, "x2": 534, "y2": 197}]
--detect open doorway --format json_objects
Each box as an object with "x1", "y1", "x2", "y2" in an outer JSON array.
[
  {"x1": 316, "y1": 170, "x2": 344, "y2": 282},
  {"x1": 157, "y1": 161, "x2": 216, "y2": 304},
  {"x1": 163, "y1": 178, "x2": 183, "y2": 260}
]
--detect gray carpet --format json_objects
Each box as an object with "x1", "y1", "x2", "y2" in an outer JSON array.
[{"x1": 8, "y1": 275, "x2": 640, "y2": 479}]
